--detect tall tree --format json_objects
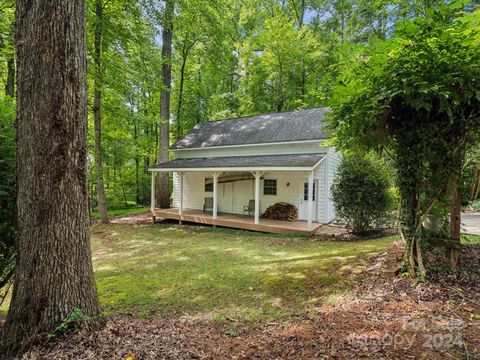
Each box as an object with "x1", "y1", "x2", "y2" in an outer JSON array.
[
  {"x1": 93, "y1": 0, "x2": 109, "y2": 223},
  {"x1": 1, "y1": 0, "x2": 102, "y2": 352},
  {"x1": 156, "y1": 0, "x2": 174, "y2": 208}
]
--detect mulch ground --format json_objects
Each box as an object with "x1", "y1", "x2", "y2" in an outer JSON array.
[{"x1": 5, "y1": 242, "x2": 480, "y2": 360}]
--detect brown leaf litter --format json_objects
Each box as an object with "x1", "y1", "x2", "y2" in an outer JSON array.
[{"x1": 3, "y1": 242, "x2": 479, "y2": 359}]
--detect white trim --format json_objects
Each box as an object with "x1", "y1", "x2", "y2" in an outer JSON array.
[
  {"x1": 212, "y1": 172, "x2": 220, "y2": 219},
  {"x1": 150, "y1": 172, "x2": 156, "y2": 212},
  {"x1": 178, "y1": 172, "x2": 184, "y2": 215},
  {"x1": 252, "y1": 171, "x2": 264, "y2": 225},
  {"x1": 149, "y1": 166, "x2": 320, "y2": 172},
  {"x1": 307, "y1": 171, "x2": 314, "y2": 230},
  {"x1": 170, "y1": 139, "x2": 326, "y2": 152},
  {"x1": 148, "y1": 155, "x2": 327, "y2": 174},
  {"x1": 324, "y1": 151, "x2": 329, "y2": 223}
]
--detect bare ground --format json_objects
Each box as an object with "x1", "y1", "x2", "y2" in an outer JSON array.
[{"x1": 5, "y1": 241, "x2": 479, "y2": 360}]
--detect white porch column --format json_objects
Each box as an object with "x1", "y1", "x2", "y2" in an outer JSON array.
[
  {"x1": 253, "y1": 171, "x2": 263, "y2": 225},
  {"x1": 212, "y1": 172, "x2": 219, "y2": 219},
  {"x1": 307, "y1": 170, "x2": 314, "y2": 231},
  {"x1": 178, "y1": 172, "x2": 184, "y2": 216},
  {"x1": 151, "y1": 171, "x2": 156, "y2": 212}
]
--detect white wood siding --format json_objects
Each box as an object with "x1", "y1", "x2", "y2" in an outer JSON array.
[
  {"x1": 172, "y1": 170, "x2": 329, "y2": 222},
  {"x1": 173, "y1": 141, "x2": 327, "y2": 159},
  {"x1": 326, "y1": 148, "x2": 342, "y2": 222},
  {"x1": 169, "y1": 142, "x2": 342, "y2": 224}
]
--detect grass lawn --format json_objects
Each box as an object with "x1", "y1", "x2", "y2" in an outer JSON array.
[
  {"x1": 92, "y1": 223, "x2": 397, "y2": 324},
  {"x1": 90, "y1": 206, "x2": 149, "y2": 219},
  {"x1": 462, "y1": 233, "x2": 480, "y2": 244}
]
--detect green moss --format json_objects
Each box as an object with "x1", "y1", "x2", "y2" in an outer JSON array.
[{"x1": 92, "y1": 224, "x2": 396, "y2": 324}]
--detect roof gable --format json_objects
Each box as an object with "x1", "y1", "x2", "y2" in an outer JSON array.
[{"x1": 172, "y1": 107, "x2": 329, "y2": 150}]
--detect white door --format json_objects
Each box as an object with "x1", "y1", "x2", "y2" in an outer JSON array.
[{"x1": 298, "y1": 181, "x2": 318, "y2": 221}]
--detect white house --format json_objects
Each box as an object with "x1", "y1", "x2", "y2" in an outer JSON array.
[{"x1": 149, "y1": 107, "x2": 341, "y2": 234}]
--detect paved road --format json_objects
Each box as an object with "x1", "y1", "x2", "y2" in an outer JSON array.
[{"x1": 462, "y1": 212, "x2": 480, "y2": 235}]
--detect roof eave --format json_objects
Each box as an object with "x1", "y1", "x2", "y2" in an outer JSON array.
[
  {"x1": 170, "y1": 139, "x2": 327, "y2": 152},
  {"x1": 148, "y1": 166, "x2": 317, "y2": 172}
]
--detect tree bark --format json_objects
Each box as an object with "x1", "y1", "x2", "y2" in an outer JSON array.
[
  {"x1": 470, "y1": 164, "x2": 480, "y2": 202},
  {"x1": 1, "y1": 0, "x2": 102, "y2": 352},
  {"x1": 450, "y1": 157, "x2": 462, "y2": 269},
  {"x1": 176, "y1": 39, "x2": 195, "y2": 141},
  {"x1": 156, "y1": 0, "x2": 174, "y2": 209},
  {"x1": 93, "y1": 0, "x2": 109, "y2": 223},
  {"x1": 5, "y1": 57, "x2": 15, "y2": 97}
]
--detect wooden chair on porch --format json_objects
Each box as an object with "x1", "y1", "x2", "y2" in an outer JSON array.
[
  {"x1": 243, "y1": 199, "x2": 255, "y2": 217},
  {"x1": 203, "y1": 197, "x2": 214, "y2": 214}
]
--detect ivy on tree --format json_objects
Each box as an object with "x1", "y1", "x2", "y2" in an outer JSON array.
[{"x1": 328, "y1": 3, "x2": 480, "y2": 276}]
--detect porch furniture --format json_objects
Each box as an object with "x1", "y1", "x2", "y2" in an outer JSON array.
[
  {"x1": 203, "y1": 197, "x2": 214, "y2": 214},
  {"x1": 243, "y1": 199, "x2": 255, "y2": 216}
]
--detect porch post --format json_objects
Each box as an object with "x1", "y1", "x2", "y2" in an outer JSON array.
[
  {"x1": 253, "y1": 171, "x2": 262, "y2": 225},
  {"x1": 307, "y1": 170, "x2": 314, "y2": 231},
  {"x1": 178, "y1": 172, "x2": 184, "y2": 216},
  {"x1": 213, "y1": 172, "x2": 219, "y2": 219},
  {"x1": 151, "y1": 171, "x2": 156, "y2": 212}
]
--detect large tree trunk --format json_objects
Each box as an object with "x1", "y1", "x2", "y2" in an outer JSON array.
[
  {"x1": 93, "y1": 0, "x2": 109, "y2": 223},
  {"x1": 1, "y1": 0, "x2": 102, "y2": 352},
  {"x1": 156, "y1": 0, "x2": 174, "y2": 209}
]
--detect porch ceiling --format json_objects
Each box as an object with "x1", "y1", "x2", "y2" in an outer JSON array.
[{"x1": 149, "y1": 153, "x2": 325, "y2": 172}]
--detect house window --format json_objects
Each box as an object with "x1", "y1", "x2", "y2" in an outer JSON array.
[
  {"x1": 303, "y1": 182, "x2": 316, "y2": 201},
  {"x1": 263, "y1": 179, "x2": 277, "y2": 195},
  {"x1": 205, "y1": 178, "x2": 213, "y2": 192}
]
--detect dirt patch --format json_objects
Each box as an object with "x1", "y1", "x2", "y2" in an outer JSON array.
[
  {"x1": 90, "y1": 212, "x2": 153, "y2": 226},
  {"x1": 110, "y1": 213, "x2": 153, "y2": 225},
  {"x1": 5, "y1": 244, "x2": 480, "y2": 359}
]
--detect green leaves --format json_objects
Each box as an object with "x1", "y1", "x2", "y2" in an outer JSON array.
[{"x1": 332, "y1": 153, "x2": 394, "y2": 234}]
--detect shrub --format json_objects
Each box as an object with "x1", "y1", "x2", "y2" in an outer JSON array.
[
  {"x1": 332, "y1": 154, "x2": 393, "y2": 234},
  {"x1": 0, "y1": 96, "x2": 16, "y2": 292}
]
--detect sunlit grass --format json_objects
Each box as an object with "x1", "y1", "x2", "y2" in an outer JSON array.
[
  {"x1": 89, "y1": 206, "x2": 149, "y2": 219},
  {"x1": 462, "y1": 234, "x2": 480, "y2": 244},
  {"x1": 91, "y1": 224, "x2": 397, "y2": 324},
  {"x1": 0, "y1": 224, "x2": 397, "y2": 321}
]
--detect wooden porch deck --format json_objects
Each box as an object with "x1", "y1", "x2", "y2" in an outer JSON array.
[{"x1": 152, "y1": 208, "x2": 321, "y2": 234}]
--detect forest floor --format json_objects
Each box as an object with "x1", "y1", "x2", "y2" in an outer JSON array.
[{"x1": 2, "y1": 220, "x2": 480, "y2": 359}]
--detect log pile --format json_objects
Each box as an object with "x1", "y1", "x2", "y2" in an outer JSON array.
[{"x1": 261, "y1": 202, "x2": 298, "y2": 222}]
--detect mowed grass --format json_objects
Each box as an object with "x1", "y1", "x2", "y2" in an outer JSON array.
[
  {"x1": 462, "y1": 234, "x2": 480, "y2": 244},
  {"x1": 92, "y1": 223, "x2": 397, "y2": 323},
  {"x1": 90, "y1": 206, "x2": 149, "y2": 219}
]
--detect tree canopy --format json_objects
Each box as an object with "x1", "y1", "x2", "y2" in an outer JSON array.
[{"x1": 328, "y1": 2, "x2": 480, "y2": 275}]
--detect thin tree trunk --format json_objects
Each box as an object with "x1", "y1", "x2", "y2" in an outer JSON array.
[
  {"x1": 5, "y1": 57, "x2": 15, "y2": 97},
  {"x1": 450, "y1": 154, "x2": 463, "y2": 269},
  {"x1": 470, "y1": 164, "x2": 480, "y2": 201},
  {"x1": 176, "y1": 40, "x2": 194, "y2": 141},
  {"x1": 93, "y1": 0, "x2": 109, "y2": 223},
  {"x1": 134, "y1": 119, "x2": 140, "y2": 205},
  {"x1": 156, "y1": 0, "x2": 174, "y2": 209},
  {"x1": 2, "y1": 0, "x2": 102, "y2": 352}
]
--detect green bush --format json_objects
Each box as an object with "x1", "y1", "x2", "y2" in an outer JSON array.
[
  {"x1": 332, "y1": 154, "x2": 393, "y2": 234},
  {"x1": 0, "y1": 96, "x2": 16, "y2": 288}
]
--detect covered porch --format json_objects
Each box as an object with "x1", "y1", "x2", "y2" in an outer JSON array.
[
  {"x1": 149, "y1": 153, "x2": 326, "y2": 234},
  {"x1": 152, "y1": 208, "x2": 323, "y2": 234}
]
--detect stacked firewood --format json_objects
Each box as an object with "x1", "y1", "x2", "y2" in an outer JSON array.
[{"x1": 261, "y1": 202, "x2": 298, "y2": 222}]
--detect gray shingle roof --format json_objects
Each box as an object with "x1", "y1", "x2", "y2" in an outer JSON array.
[
  {"x1": 171, "y1": 107, "x2": 329, "y2": 149},
  {"x1": 152, "y1": 153, "x2": 325, "y2": 170}
]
